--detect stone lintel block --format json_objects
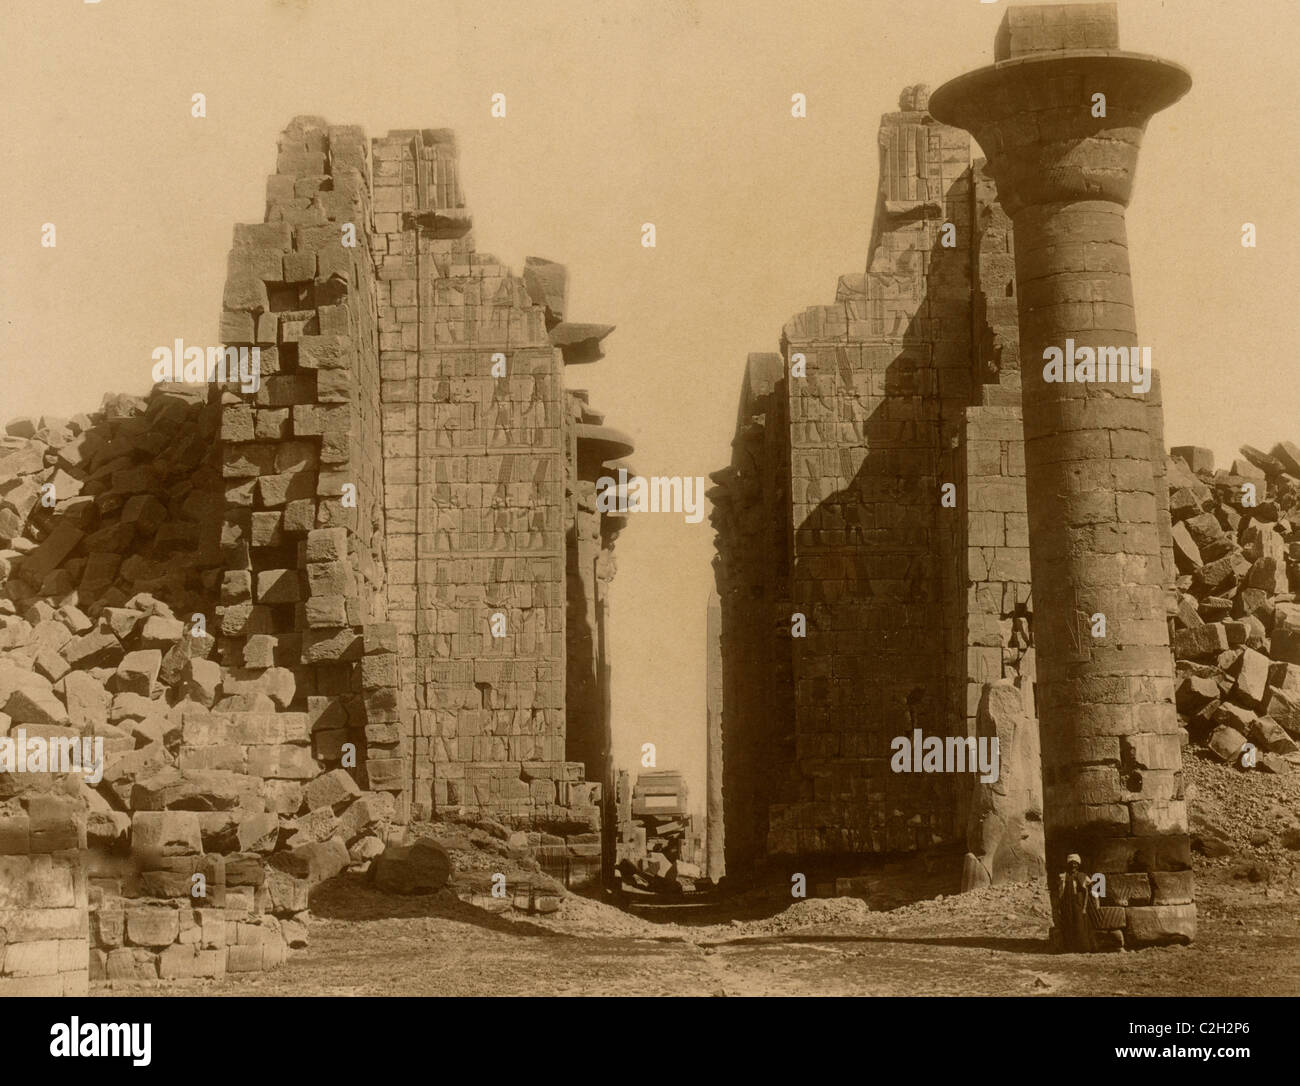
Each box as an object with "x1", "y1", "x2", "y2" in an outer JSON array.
[
  {"x1": 1102, "y1": 872, "x2": 1151, "y2": 907},
  {"x1": 1149, "y1": 870, "x2": 1194, "y2": 906},
  {"x1": 1124, "y1": 903, "x2": 1195, "y2": 947}
]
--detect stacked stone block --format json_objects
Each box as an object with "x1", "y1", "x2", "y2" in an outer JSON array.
[
  {"x1": 708, "y1": 353, "x2": 793, "y2": 875},
  {"x1": 955, "y1": 166, "x2": 1034, "y2": 785},
  {"x1": 760, "y1": 88, "x2": 976, "y2": 858},
  {"x1": 712, "y1": 9, "x2": 1190, "y2": 915},
  {"x1": 217, "y1": 115, "x2": 407, "y2": 831},
  {"x1": 0, "y1": 773, "x2": 89, "y2": 996},
  {"x1": 88, "y1": 808, "x2": 291, "y2": 983},
  {"x1": 372, "y1": 129, "x2": 599, "y2": 837},
  {"x1": 0, "y1": 112, "x2": 631, "y2": 987}
]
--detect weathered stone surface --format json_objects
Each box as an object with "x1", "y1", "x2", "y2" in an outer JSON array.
[
  {"x1": 288, "y1": 836, "x2": 350, "y2": 885},
  {"x1": 115, "y1": 649, "x2": 162, "y2": 697},
  {"x1": 1207, "y1": 725, "x2": 1248, "y2": 764},
  {"x1": 369, "y1": 838, "x2": 451, "y2": 894},
  {"x1": 304, "y1": 769, "x2": 361, "y2": 812},
  {"x1": 125, "y1": 906, "x2": 181, "y2": 948},
  {"x1": 131, "y1": 811, "x2": 203, "y2": 861},
  {"x1": 3, "y1": 671, "x2": 68, "y2": 726},
  {"x1": 131, "y1": 768, "x2": 263, "y2": 811},
  {"x1": 962, "y1": 680, "x2": 1044, "y2": 891},
  {"x1": 338, "y1": 792, "x2": 394, "y2": 843},
  {"x1": 1172, "y1": 624, "x2": 1229, "y2": 661}
]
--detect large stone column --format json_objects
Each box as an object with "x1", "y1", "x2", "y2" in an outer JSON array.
[{"x1": 931, "y1": 4, "x2": 1194, "y2": 947}]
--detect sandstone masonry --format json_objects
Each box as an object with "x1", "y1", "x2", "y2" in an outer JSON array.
[{"x1": 0, "y1": 115, "x2": 629, "y2": 992}]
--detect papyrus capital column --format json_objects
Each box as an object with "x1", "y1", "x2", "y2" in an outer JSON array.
[{"x1": 931, "y1": 3, "x2": 1194, "y2": 948}]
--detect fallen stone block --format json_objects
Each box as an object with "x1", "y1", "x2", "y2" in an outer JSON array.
[
  {"x1": 1207, "y1": 724, "x2": 1249, "y2": 764},
  {"x1": 236, "y1": 812, "x2": 280, "y2": 854},
  {"x1": 1171, "y1": 624, "x2": 1229, "y2": 661},
  {"x1": 289, "y1": 836, "x2": 350, "y2": 885},
  {"x1": 62, "y1": 630, "x2": 123, "y2": 669},
  {"x1": 131, "y1": 768, "x2": 263, "y2": 811},
  {"x1": 183, "y1": 657, "x2": 222, "y2": 707},
  {"x1": 338, "y1": 792, "x2": 394, "y2": 843},
  {"x1": 17, "y1": 522, "x2": 84, "y2": 587},
  {"x1": 1231, "y1": 647, "x2": 1270, "y2": 706},
  {"x1": 60, "y1": 670, "x2": 109, "y2": 729},
  {"x1": 266, "y1": 867, "x2": 310, "y2": 914},
  {"x1": 280, "y1": 917, "x2": 309, "y2": 949},
  {"x1": 3, "y1": 671, "x2": 69, "y2": 727},
  {"x1": 283, "y1": 806, "x2": 339, "y2": 848},
  {"x1": 114, "y1": 649, "x2": 162, "y2": 697},
  {"x1": 304, "y1": 768, "x2": 360, "y2": 812},
  {"x1": 1264, "y1": 687, "x2": 1300, "y2": 738},
  {"x1": 369, "y1": 838, "x2": 450, "y2": 894},
  {"x1": 1246, "y1": 716, "x2": 1299, "y2": 755}
]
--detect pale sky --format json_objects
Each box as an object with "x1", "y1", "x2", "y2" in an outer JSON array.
[{"x1": 3, "y1": 0, "x2": 1298, "y2": 804}]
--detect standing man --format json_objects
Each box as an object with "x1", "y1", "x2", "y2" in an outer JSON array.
[{"x1": 1057, "y1": 853, "x2": 1097, "y2": 952}]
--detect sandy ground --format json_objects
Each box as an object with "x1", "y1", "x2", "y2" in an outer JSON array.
[
  {"x1": 92, "y1": 866, "x2": 1299, "y2": 998},
  {"x1": 96, "y1": 753, "x2": 1300, "y2": 997}
]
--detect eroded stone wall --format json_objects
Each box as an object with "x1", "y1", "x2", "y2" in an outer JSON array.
[{"x1": 0, "y1": 112, "x2": 629, "y2": 988}]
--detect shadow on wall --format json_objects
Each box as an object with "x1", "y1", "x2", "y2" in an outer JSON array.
[{"x1": 780, "y1": 206, "x2": 971, "y2": 859}]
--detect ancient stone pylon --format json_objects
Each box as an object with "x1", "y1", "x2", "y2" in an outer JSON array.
[{"x1": 930, "y1": 3, "x2": 1195, "y2": 947}]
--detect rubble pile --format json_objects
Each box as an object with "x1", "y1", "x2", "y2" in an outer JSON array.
[
  {"x1": 0, "y1": 388, "x2": 393, "y2": 985},
  {"x1": 1168, "y1": 443, "x2": 1300, "y2": 775},
  {"x1": 616, "y1": 770, "x2": 704, "y2": 894}
]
